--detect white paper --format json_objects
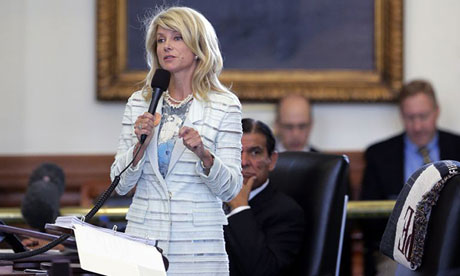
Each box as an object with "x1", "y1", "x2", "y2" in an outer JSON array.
[{"x1": 73, "y1": 224, "x2": 166, "y2": 276}]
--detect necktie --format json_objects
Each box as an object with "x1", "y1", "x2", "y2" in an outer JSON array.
[{"x1": 418, "y1": 146, "x2": 432, "y2": 164}]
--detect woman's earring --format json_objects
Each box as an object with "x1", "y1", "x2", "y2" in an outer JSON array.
[{"x1": 194, "y1": 55, "x2": 199, "y2": 60}]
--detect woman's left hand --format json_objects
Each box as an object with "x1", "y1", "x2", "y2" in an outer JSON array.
[{"x1": 179, "y1": 126, "x2": 213, "y2": 169}]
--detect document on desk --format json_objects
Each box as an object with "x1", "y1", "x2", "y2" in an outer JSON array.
[{"x1": 73, "y1": 223, "x2": 166, "y2": 276}]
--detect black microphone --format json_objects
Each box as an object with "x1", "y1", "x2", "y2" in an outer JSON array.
[{"x1": 140, "y1": 69, "x2": 171, "y2": 144}]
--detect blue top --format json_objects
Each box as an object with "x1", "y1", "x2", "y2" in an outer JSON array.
[{"x1": 157, "y1": 99, "x2": 192, "y2": 178}]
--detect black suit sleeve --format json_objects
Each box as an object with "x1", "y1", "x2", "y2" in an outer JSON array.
[
  {"x1": 360, "y1": 136, "x2": 404, "y2": 276},
  {"x1": 360, "y1": 135, "x2": 405, "y2": 201},
  {"x1": 361, "y1": 147, "x2": 384, "y2": 200},
  {"x1": 224, "y1": 202, "x2": 304, "y2": 276}
]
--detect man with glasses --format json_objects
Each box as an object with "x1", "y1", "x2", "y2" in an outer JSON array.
[
  {"x1": 275, "y1": 95, "x2": 317, "y2": 152},
  {"x1": 360, "y1": 79, "x2": 460, "y2": 275}
]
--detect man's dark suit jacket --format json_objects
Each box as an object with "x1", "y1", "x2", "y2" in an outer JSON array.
[
  {"x1": 361, "y1": 130, "x2": 460, "y2": 201},
  {"x1": 360, "y1": 129, "x2": 460, "y2": 275},
  {"x1": 224, "y1": 182, "x2": 305, "y2": 276}
]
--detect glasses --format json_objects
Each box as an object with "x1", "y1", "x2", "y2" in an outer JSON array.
[
  {"x1": 402, "y1": 111, "x2": 434, "y2": 123},
  {"x1": 279, "y1": 123, "x2": 311, "y2": 131}
]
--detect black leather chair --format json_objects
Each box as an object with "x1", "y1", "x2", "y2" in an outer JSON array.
[
  {"x1": 392, "y1": 174, "x2": 460, "y2": 276},
  {"x1": 269, "y1": 151, "x2": 349, "y2": 276}
]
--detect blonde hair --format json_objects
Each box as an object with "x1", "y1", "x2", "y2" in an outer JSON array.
[{"x1": 142, "y1": 6, "x2": 230, "y2": 101}]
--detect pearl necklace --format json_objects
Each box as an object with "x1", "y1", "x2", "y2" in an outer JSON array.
[{"x1": 164, "y1": 91, "x2": 193, "y2": 108}]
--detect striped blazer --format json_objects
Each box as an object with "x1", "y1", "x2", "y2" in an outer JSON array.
[{"x1": 110, "y1": 90, "x2": 243, "y2": 275}]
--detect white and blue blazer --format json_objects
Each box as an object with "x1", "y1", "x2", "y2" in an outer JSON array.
[{"x1": 111, "y1": 90, "x2": 243, "y2": 275}]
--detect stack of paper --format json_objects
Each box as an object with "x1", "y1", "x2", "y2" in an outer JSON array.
[{"x1": 48, "y1": 216, "x2": 167, "y2": 276}]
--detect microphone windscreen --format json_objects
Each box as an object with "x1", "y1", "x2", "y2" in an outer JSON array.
[
  {"x1": 151, "y1": 69, "x2": 171, "y2": 91},
  {"x1": 29, "y1": 163, "x2": 66, "y2": 196},
  {"x1": 22, "y1": 180, "x2": 61, "y2": 231}
]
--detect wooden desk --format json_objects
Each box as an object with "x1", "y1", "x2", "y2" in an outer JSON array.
[{"x1": 0, "y1": 200, "x2": 395, "y2": 224}]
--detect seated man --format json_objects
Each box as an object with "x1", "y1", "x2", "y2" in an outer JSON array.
[
  {"x1": 275, "y1": 95, "x2": 317, "y2": 152},
  {"x1": 224, "y1": 118, "x2": 305, "y2": 276},
  {"x1": 360, "y1": 79, "x2": 460, "y2": 275},
  {"x1": 277, "y1": 95, "x2": 351, "y2": 275}
]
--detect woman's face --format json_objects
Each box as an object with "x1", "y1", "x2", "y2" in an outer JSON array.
[{"x1": 156, "y1": 27, "x2": 197, "y2": 76}]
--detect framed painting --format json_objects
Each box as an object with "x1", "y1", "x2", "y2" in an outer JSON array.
[{"x1": 96, "y1": 0, "x2": 403, "y2": 102}]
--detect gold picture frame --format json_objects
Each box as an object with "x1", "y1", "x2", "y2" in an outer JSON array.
[{"x1": 96, "y1": 0, "x2": 403, "y2": 102}]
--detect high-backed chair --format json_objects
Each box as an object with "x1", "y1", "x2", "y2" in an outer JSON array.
[
  {"x1": 381, "y1": 162, "x2": 460, "y2": 276},
  {"x1": 269, "y1": 151, "x2": 349, "y2": 276}
]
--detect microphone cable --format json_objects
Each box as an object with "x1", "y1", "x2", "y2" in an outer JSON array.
[{"x1": 0, "y1": 145, "x2": 143, "y2": 260}]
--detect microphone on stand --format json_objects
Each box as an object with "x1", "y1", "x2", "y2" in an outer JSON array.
[
  {"x1": 0, "y1": 70, "x2": 172, "y2": 265},
  {"x1": 140, "y1": 69, "x2": 171, "y2": 144}
]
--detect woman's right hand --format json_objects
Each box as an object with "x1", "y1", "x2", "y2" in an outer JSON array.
[
  {"x1": 134, "y1": 112, "x2": 161, "y2": 145},
  {"x1": 132, "y1": 112, "x2": 161, "y2": 166}
]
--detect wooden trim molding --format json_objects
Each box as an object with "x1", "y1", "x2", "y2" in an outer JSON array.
[
  {"x1": 0, "y1": 151, "x2": 365, "y2": 207},
  {"x1": 96, "y1": 0, "x2": 403, "y2": 102},
  {"x1": 0, "y1": 155, "x2": 113, "y2": 207}
]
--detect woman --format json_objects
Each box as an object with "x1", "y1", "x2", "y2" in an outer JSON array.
[{"x1": 110, "y1": 6, "x2": 243, "y2": 275}]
